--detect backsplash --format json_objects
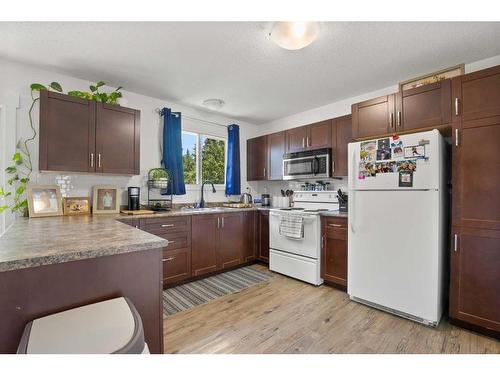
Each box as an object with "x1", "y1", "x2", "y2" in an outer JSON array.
[
  {"x1": 33, "y1": 171, "x2": 235, "y2": 207},
  {"x1": 247, "y1": 177, "x2": 347, "y2": 203}
]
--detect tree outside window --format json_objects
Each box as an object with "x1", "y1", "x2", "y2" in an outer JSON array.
[{"x1": 181, "y1": 131, "x2": 226, "y2": 185}]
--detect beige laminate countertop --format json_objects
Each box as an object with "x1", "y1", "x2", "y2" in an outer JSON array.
[
  {"x1": 0, "y1": 214, "x2": 170, "y2": 273},
  {"x1": 0, "y1": 206, "x2": 346, "y2": 273}
]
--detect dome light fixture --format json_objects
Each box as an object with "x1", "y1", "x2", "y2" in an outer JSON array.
[
  {"x1": 202, "y1": 98, "x2": 225, "y2": 111},
  {"x1": 269, "y1": 22, "x2": 320, "y2": 50}
]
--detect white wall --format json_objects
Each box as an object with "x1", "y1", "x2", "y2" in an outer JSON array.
[{"x1": 0, "y1": 58, "x2": 259, "y2": 227}]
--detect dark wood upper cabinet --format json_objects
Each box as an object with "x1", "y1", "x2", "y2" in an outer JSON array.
[
  {"x1": 308, "y1": 120, "x2": 332, "y2": 149},
  {"x1": 396, "y1": 79, "x2": 452, "y2": 132},
  {"x1": 285, "y1": 120, "x2": 332, "y2": 152},
  {"x1": 352, "y1": 95, "x2": 395, "y2": 140},
  {"x1": 450, "y1": 227, "x2": 500, "y2": 333},
  {"x1": 267, "y1": 131, "x2": 286, "y2": 180},
  {"x1": 191, "y1": 214, "x2": 218, "y2": 277},
  {"x1": 455, "y1": 65, "x2": 500, "y2": 123},
  {"x1": 39, "y1": 91, "x2": 140, "y2": 175},
  {"x1": 452, "y1": 66, "x2": 500, "y2": 231},
  {"x1": 285, "y1": 126, "x2": 308, "y2": 152},
  {"x1": 217, "y1": 213, "x2": 244, "y2": 269},
  {"x1": 332, "y1": 115, "x2": 352, "y2": 177},
  {"x1": 247, "y1": 135, "x2": 268, "y2": 181},
  {"x1": 39, "y1": 91, "x2": 96, "y2": 172},
  {"x1": 96, "y1": 103, "x2": 140, "y2": 175},
  {"x1": 321, "y1": 216, "x2": 347, "y2": 290}
]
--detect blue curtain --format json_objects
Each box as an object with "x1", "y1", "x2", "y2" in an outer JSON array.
[
  {"x1": 225, "y1": 124, "x2": 241, "y2": 196},
  {"x1": 161, "y1": 107, "x2": 186, "y2": 195}
]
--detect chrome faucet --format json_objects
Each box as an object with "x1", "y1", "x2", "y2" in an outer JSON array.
[{"x1": 199, "y1": 181, "x2": 216, "y2": 208}]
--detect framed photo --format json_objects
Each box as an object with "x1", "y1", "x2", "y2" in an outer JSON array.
[
  {"x1": 27, "y1": 185, "x2": 63, "y2": 218},
  {"x1": 63, "y1": 197, "x2": 91, "y2": 216},
  {"x1": 93, "y1": 185, "x2": 120, "y2": 214},
  {"x1": 399, "y1": 171, "x2": 413, "y2": 188},
  {"x1": 399, "y1": 64, "x2": 464, "y2": 91}
]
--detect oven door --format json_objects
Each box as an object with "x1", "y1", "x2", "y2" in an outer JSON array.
[
  {"x1": 282, "y1": 155, "x2": 329, "y2": 180},
  {"x1": 269, "y1": 212, "x2": 320, "y2": 259}
]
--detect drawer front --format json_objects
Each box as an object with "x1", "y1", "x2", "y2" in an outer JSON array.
[
  {"x1": 325, "y1": 227, "x2": 347, "y2": 241},
  {"x1": 156, "y1": 231, "x2": 191, "y2": 250},
  {"x1": 143, "y1": 216, "x2": 191, "y2": 235},
  {"x1": 324, "y1": 216, "x2": 347, "y2": 229},
  {"x1": 162, "y1": 248, "x2": 191, "y2": 285}
]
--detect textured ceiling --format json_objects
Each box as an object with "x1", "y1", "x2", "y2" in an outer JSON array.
[{"x1": 1, "y1": 22, "x2": 500, "y2": 124}]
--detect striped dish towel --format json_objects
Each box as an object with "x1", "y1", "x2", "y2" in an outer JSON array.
[{"x1": 279, "y1": 214, "x2": 304, "y2": 239}]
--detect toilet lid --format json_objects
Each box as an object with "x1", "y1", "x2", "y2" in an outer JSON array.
[{"x1": 23, "y1": 297, "x2": 140, "y2": 354}]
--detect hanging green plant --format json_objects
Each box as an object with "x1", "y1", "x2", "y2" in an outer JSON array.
[
  {"x1": 0, "y1": 80, "x2": 125, "y2": 216},
  {"x1": 0, "y1": 81, "x2": 63, "y2": 215},
  {"x1": 68, "y1": 81, "x2": 123, "y2": 105}
]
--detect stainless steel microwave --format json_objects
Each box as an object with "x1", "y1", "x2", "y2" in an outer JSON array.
[{"x1": 282, "y1": 148, "x2": 331, "y2": 180}]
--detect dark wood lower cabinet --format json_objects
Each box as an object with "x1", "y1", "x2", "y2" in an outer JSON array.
[
  {"x1": 218, "y1": 213, "x2": 244, "y2": 269},
  {"x1": 191, "y1": 214, "x2": 219, "y2": 277},
  {"x1": 321, "y1": 216, "x2": 348, "y2": 290},
  {"x1": 450, "y1": 226, "x2": 500, "y2": 337},
  {"x1": 257, "y1": 210, "x2": 269, "y2": 262},
  {"x1": 162, "y1": 248, "x2": 191, "y2": 285},
  {"x1": 242, "y1": 211, "x2": 256, "y2": 262}
]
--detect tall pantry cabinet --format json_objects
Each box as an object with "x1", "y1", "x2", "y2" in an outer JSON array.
[{"x1": 450, "y1": 65, "x2": 500, "y2": 338}]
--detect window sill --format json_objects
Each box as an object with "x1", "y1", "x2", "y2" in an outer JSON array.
[{"x1": 185, "y1": 184, "x2": 226, "y2": 191}]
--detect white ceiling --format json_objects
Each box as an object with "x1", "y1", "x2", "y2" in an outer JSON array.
[{"x1": 1, "y1": 22, "x2": 500, "y2": 124}]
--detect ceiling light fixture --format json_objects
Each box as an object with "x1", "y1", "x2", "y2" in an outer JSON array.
[
  {"x1": 269, "y1": 22, "x2": 320, "y2": 50},
  {"x1": 202, "y1": 98, "x2": 225, "y2": 111}
]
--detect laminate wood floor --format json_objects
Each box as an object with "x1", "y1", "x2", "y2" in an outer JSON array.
[{"x1": 163, "y1": 264, "x2": 500, "y2": 354}]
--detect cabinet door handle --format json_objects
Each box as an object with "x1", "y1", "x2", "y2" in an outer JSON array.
[
  {"x1": 90, "y1": 153, "x2": 94, "y2": 168},
  {"x1": 455, "y1": 129, "x2": 459, "y2": 147},
  {"x1": 162, "y1": 257, "x2": 175, "y2": 262},
  {"x1": 217, "y1": 217, "x2": 220, "y2": 229},
  {"x1": 263, "y1": 167, "x2": 266, "y2": 177},
  {"x1": 332, "y1": 160, "x2": 335, "y2": 175},
  {"x1": 329, "y1": 223, "x2": 342, "y2": 227},
  {"x1": 302, "y1": 137, "x2": 305, "y2": 148},
  {"x1": 166, "y1": 240, "x2": 175, "y2": 245},
  {"x1": 389, "y1": 112, "x2": 394, "y2": 128},
  {"x1": 98, "y1": 153, "x2": 102, "y2": 168},
  {"x1": 307, "y1": 137, "x2": 310, "y2": 147},
  {"x1": 397, "y1": 111, "x2": 402, "y2": 127},
  {"x1": 321, "y1": 235, "x2": 325, "y2": 249},
  {"x1": 161, "y1": 224, "x2": 174, "y2": 227},
  {"x1": 453, "y1": 234, "x2": 458, "y2": 252},
  {"x1": 221, "y1": 217, "x2": 224, "y2": 228},
  {"x1": 454, "y1": 98, "x2": 459, "y2": 116}
]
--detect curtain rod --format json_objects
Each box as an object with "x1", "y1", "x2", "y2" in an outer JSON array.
[{"x1": 155, "y1": 108, "x2": 228, "y2": 128}]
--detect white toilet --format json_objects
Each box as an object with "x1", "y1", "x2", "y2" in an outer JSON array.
[{"x1": 17, "y1": 297, "x2": 149, "y2": 354}]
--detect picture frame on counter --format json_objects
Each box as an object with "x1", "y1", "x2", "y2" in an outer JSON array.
[
  {"x1": 63, "y1": 197, "x2": 91, "y2": 216},
  {"x1": 92, "y1": 185, "x2": 120, "y2": 214},
  {"x1": 27, "y1": 184, "x2": 64, "y2": 218}
]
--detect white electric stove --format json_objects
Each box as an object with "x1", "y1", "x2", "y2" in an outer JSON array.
[{"x1": 269, "y1": 191, "x2": 339, "y2": 285}]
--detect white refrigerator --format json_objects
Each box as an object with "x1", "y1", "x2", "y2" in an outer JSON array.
[{"x1": 347, "y1": 129, "x2": 447, "y2": 326}]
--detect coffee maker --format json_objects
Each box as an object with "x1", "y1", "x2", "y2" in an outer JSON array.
[{"x1": 127, "y1": 187, "x2": 140, "y2": 210}]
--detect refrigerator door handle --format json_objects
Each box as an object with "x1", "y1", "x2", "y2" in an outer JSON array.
[{"x1": 350, "y1": 146, "x2": 356, "y2": 233}]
